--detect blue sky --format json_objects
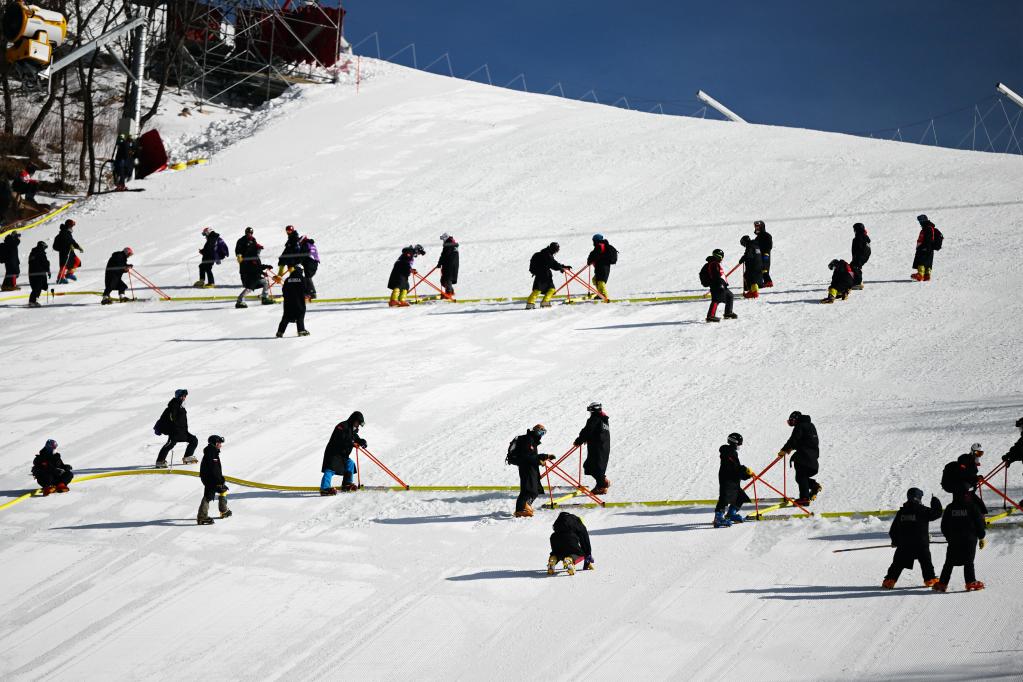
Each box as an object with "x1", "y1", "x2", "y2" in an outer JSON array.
[{"x1": 336, "y1": 1, "x2": 1023, "y2": 150}]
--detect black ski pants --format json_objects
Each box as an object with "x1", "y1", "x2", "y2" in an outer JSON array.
[
  {"x1": 707, "y1": 284, "x2": 733, "y2": 318},
  {"x1": 277, "y1": 313, "x2": 306, "y2": 335},
  {"x1": 157, "y1": 433, "x2": 198, "y2": 463},
  {"x1": 885, "y1": 547, "x2": 936, "y2": 582},
  {"x1": 794, "y1": 464, "x2": 818, "y2": 500},
  {"x1": 199, "y1": 261, "x2": 215, "y2": 285}
]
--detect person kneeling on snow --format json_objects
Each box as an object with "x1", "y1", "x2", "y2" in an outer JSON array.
[
  {"x1": 197, "y1": 435, "x2": 232, "y2": 525},
  {"x1": 881, "y1": 488, "x2": 943, "y2": 589},
  {"x1": 934, "y1": 495, "x2": 986, "y2": 592},
  {"x1": 547, "y1": 511, "x2": 594, "y2": 575},
  {"x1": 714, "y1": 432, "x2": 753, "y2": 528},
  {"x1": 32, "y1": 439, "x2": 73, "y2": 495},
  {"x1": 821, "y1": 259, "x2": 854, "y2": 304},
  {"x1": 321, "y1": 411, "x2": 367, "y2": 495}
]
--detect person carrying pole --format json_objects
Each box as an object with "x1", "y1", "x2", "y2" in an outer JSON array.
[
  {"x1": 881, "y1": 488, "x2": 943, "y2": 589},
  {"x1": 526, "y1": 242, "x2": 570, "y2": 309},
  {"x1": 236, "y1": 240, "x2": 275, "y2": 308},
  {"x1": 776, "y1": 410, "x2": 821, "y2": 505},
  {"x1": 573, "y1": 401, "x2": 611, "y2": 494},
  {"x1": 699, "y1": 248, "x2": 737, "y2": 322},
  {"x1": 388, "y1": 244, "x2": 424, "y2": 307},
  {"x1": 508, "y1": 424, "x2": 556, "y2": 516},
  {"x1": 1001, "y1": 416, "x2": 1023, "y2": 467},
  {"x1": 321, "y1": 411, "x2": 367, "y2": 495},
  {"x1": 52, "y1": 219, "x2": 83, "y2": 283},
  {"x1": 101, "y1": 247, "x2": 133, "y2": 304}
]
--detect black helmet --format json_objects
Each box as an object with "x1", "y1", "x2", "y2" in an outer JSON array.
[
  {"x1": 349, "y1": 410, "x2": 365, "y2": 426},
  {"x1": 727, "y1": 432, "x2": 743, "y2": 446},
  {"x1": 587, "y1": 402, "x2": 602, "y2": 412},
  {"x1": 917, "y1": 214, "x2": 929, "y2": 224},
  {"x1": 548, "y1": 241, "x2": 560, "y2": 253},
  {"x1": 906, "y1": 487, "x2": 923, "y2": 502},
  {"x1": 740, "y1": 235, "x2": 750, "y2": 246},
  {"x1": 853, "y1": 222, "x2": 865, "y2": 231},
  {"x1": 753, "y1": 220, "x2": 765, "y2": 230},
  {"x1": 712, "y1": 249, "x2": 724, "y2": 260},
  {"x1": 828, "y1": 259, "x2": 841, "y2": 270},
  {"x1": 787, "y1": 411, "x2": 802, "y2": 425},
  {"x1": 208, "y1": 434, "x2": 225, "y2": 445}
]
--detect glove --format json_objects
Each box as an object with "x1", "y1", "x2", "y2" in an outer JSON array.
[
  {"x1": 979, "y1": 539, "x2": 986, "y2": 550},
  {"x1": 776, "y1": 450, "x2": 787, "y2": 458},
  {"x1": 1004, "y1": 453, "x2": 1012, "y2": 463},
  {"x1": 411, "y1": 269, "x2": 418, "y2": 275},
  {"x1": 357, "y1": 438, "x2": 368, "y2": 448},
  {"x1": 745, "y1": 467, "x2": 754, "y2": 477},
  {"x1": 573, "y1": 438, "x2": 583, "y2": 447},
  {"x1": 272, "y1": 275, "x2": 282, "y2": 284},
  {"x1": 237, "y1": 255, "x2": 244, "y2": 264},
  {"x1": 198, "y1": 249, "x2": 203, "y2": 254}
]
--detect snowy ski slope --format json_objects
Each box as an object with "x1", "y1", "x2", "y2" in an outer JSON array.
[{"x1": 2, "y1": 60, "x2": 1022, "y2": 680}]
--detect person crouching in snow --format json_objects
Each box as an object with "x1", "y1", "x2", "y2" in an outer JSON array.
[
  {"x1": 821, "y1": 259, "x2": 854, "y2": 304},
  {"x1": 388, "y1": 244, "x2": 425, "y2": 307},
  {"x1": 321, "y1": 411, "x2": 367, "y2": 495},
  {"x1": 934, "y1": 495, "x2": 987, "y2": 592},
  {"x1": 32, "y1": 439, "x2": 73, "y2": 495},
  {"x1": 547, "y1": 511, "x2": 594, "y2": 575},
  {"x1": 881, "y1": 488, "x2": 943, "y2": 589},
  {"x1": 197, "y1": 435, "x2": 231, "y2": 525},
  {"x1": 276, "y1": 265, "x2": 310, "y2": 337},
  {"x1": 508, "y1": 424, "x2": 555, "y2": 517},
  {"x1": 714, "y1": 432, "x2": 752, "y2": 528}
]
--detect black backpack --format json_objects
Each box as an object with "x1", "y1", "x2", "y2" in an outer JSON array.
[
  {"x1": 932, "y1": 227, "x2": 943, "y2": 251},
  {"x1": 505, "y1": 436, "x2": 523, "y2": 466},
  {"x1": 154, "y1": 407, "x2": 172, "y2": 437},
  {"x1": 528, "y1": 252, "x2": 544, "y2": 276},
  {"x1": 940, "y1": 460, "x2": 960, "y2": 494},
  {"x1": 698, "y1": 263, "x2": 711, "y2": 287},
  {"x1": 606, "y1": 243, "x2": 619, "y2": 265}
]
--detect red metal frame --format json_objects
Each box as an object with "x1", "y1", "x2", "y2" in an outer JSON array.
[
  {"x1": 410, "y1": 267, "x2": 453, "y2": 301},
  {"x1": 979, "y1": 477, "x2": 1022, "y2": 513},
  {"x1": 552, "y1": 266, "x2": 608, "y2": 302},
  {"x1": 127, "y1": 268, "x2": 171, "y2": 300},
  {"x1": 354, "y1": 445, "x2": 409, "y2": 489}
]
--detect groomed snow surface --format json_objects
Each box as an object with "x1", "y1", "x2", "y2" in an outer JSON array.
[{"x1": 2, "y1": 60, "x2": 1023, "y2": 680}]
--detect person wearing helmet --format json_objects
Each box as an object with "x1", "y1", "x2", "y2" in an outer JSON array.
[
  {"x1": 585, "y1": 233, "x2": 618, "y2": 302},
  {"x1": 26, "y1": 240, "x2": 50, "y2": 308},
  {"x1": 776, "y1": 411, "x2": 821, "y2": 505},
  {"x1": 714, "y1": 432, "x2": 753, "y2": 528},
  {"x1": 509, "y1": 424, "x2": 556, "y2": 517},
  {"x1": 699, "y1": 248, "x2": 736, "y2": 322},
  {"x1": 197, "y1": 435, "x2": 231, "y2": 525},
  {"x1": 101, "y1": 247, "x2": 133, "y2": 304},
  {"x1": 934, "y1": 492, "x2": 987, "y2": 592},
  {"x1": 31, "y1": 439, "x2": 73, "y2": 495},
  {"x1": 276, "y1": 265, "x2": 310, "y2": 337},
  {"x1": 547, "y1": 511, "x2": 595, "y2": 576},
  {"x1": 573, "y1": 402, "x2": 611, "y2": 494},
  {"x1": 821, "y1": 258, "x2": 854, "y2": 304},
  {"x1": 53, "y1": 219, "x2": 83, "y2": 283},
  {"x1": 436, "y1": 233, "x2": 459, "y2": 300},
  {"x1": 738, "y1": 235, "x2": 763, "y2": 299},
  {"x1": 526, "y1": 242, "x2": 570, "y2": 309},
  {"x1": 235, "y1": 226, "x2": 256, "y2": 266},
  {"x1": 236, "y1": 240, "x2": 275, "y2": 309},
  {"x1": 194, "y1": 227, "x2": 228, "y2": 288},
  {"x1": 753, "y1": 220, "x2": 773, "y2": 287},
  {"x1": 881, "y1": 488, "x2": 943, "y2": 589},
  {"x1": 113, "y1": 133, "x2": 136, "y2": 190},
  {"x1": 850, "y1": 223, "x2": 871, "y2": 290},
  {"x1": 155, "y1": 389, "x2": 199, "y2": 467},
  {"x1": 299, "y1": 234, "x2": 319, "y2": 300},
  {"x1": 321, "y1": 411, "x2": 367, "y2": 495},
  {"x1": 275, "y1": 225, "x2": 303, "y2": 283},
  {"x1": 940, "y1": 445, "x2": 988, "y2": 514},
  {"x1": 388, "y1": 245, "x2": 424, "y2": 307},
  {"x1": 1002, "y1": 417, "x2": 1023, "y2": 465},
  {"x1": 911, "y1": 214, "x2": 943, "y2": 282},
  {"x1": 1, "y1": 231, "x2": 21, "y2": 291}
]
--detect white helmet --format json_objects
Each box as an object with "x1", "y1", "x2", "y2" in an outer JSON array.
[
  {"x1": 439, "y1": 232, "x2": 450, "y2": 242},
  {"x1": 970, "y1": 442, "x2": 983, "y2": 455}
]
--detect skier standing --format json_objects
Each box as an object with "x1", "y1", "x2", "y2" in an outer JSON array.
[
  {"x1": 586, "y1": 233, "x2": 618, "y2": 301},
  {"x1": 31, "y1": 439, "x2": 73, "y2": 495},
  {"x1": 881, "y1": 488, "x2": 943, "y2": 589},
  {"x1": 714, "y1": 432, "x2": 753, "y2": 528},
  {"x1": 276, "y1": 265, "x2": 310, "y2": 337},
  {"x1": 154, "y1": 389, "x2": 199, "y2": 467},
  {"x1": 321, "y1": 411, "x2": 367, "y2": 495},
  {"x1": 195, "y1": 227, "x2": 228, "y2": 288},
  {"x1": 197, "y1": 435, "x2": 232, "y2": 525},
  {"x1": 526, "y1": 242, "x2": 570, "y2": 309},
  {"x1": 753, "y1": 220, "x2": 773, "y2": 288},
  {"x1": 850, "y1": 222, "x2": 871, "y2": 290},
  {"x1": 738, "y1": 235, "x2": 763, "y2": 299},
  {"x1": 235, "y1": 241, "x2": 275, "y2": 309},
  {"x1": 299, "y1": 235, "x2": 319, "y2": 299},
  {"x1": 573, "y1": 401, "x2": 611, "y2": 494},
  {"x1": 388, "y1": 244, "x2": 424, "y2": 307},
  {"x1": 53, "y1": 219, "x2": 83, "y2": 283},
  {"x1": 27, "y1": 241, "x2": 49, "y2": 308},
  {"x1": 912, "y1": 214, "x2": 943, "y2": 282},
  {"x1": 821, "y1": 259, "x2": 854, "y2": 304},
  {"x1": 101, "y1": 247, "x2": 133, "y2": 304},
  {"x1": 934, "y1": 495, "x2": 987, "y2": 592},
  {"x1": 699, "y1": 249, "x2": 737, "y2": 322},
  {"x1": 777, "y1": 411, "x2": 821, "y2": 505},
  {"x1": 547, "y1": 511, "x2": 595, "y2": 575},
  {"x1": 509, "y1": 424, "x2": 555, "y2": 517},
  {"x1": 437, "y1": 233, "x2": 459, "y2": 299},
  {"x1": 1, "y1": 231, "x2": 21, "y2": 290}
]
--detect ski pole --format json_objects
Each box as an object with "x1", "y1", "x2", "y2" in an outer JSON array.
[
  {"x1": 546, "y1": 467, "x2": 555, "y2": 508},
  {"x1": 725, "y1": 262, "x2": 741, "y2": 278},
  {"x1": 783, "y1": 453, "x2": 787, "y2": 499},
  {"x1": 833, "y1": 542, "x2": 946, "y2": 554},
  {"x1": 355, "y1": 448, "x2": 362, "y2": 489},
  {"x1": 1005, "y1": 466, "x2": 1009, "y2": 511}
]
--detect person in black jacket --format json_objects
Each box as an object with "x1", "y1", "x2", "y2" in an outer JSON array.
[
  {"x1": 27, "y1": 241, "x2": 49, "y2": 308},
  {"x1": 276, "y1": 265, "x2": 310, "y2": 337},
  {"x1": 714, "y1": 432, "x2": 753, "y2": 528},
  {"x1": 850, "y1": 222, "x2": 871, "y2": 289},
  {"x1": 321, "y1": 411, "x2": 367, "y2": 495},
  {"x1": 194, "y1": 227, "x2": 222, "y2": 288},
  {"x1": 437, "y1": 233, "x2": 459, "y2": 299},
  {"x1": 547, "y1": 511, "x2": 594, "y2": 575},
  {"x1": 912, "y1": 214, "x2": 942, "y2": 282},
  {"x1": 235, "y1": 227, "x2": 255, "y2": 264},
  {"x1": 882, "y1": 488, "x2": 943, "y2": 589},
  {"x1": 821, "y1": 259, "x2": 854, "y2": 304},
  {"x1": 700, "y1": 249, "x2": 737, "y2": 322},
  {"x1": 574, "y1": 402, "x2": 610, "y2": 493},
  {"x1": 1002, "y1": 417, "x2": 1023, "y2": 466},
  {"x1": 299, "y1": 235, "x2": 319, "y2": 299},
  {"x1": 197, "y1": 435, "x2": 231, "y2": 525},
  {"x1": 53, "y1": 219, "x2": 83, "y2": 283},
  {"x1": 1, "y1": 231, "x2": 21, "y2": 291},
  {"x1": 155, "y1": 389, "x2": 199, "y2": 467},
  {"x1": 388, "y1": 244, "x2": 425, "y2": 307},
  {"x1": 31, "y1": 439, "x2": 73, "y2": 495},
  {"x1": 777, "y1": 411, "x2": 821, "y2": 505},
  {"x1": 236, "y1": 241, "x2": 275, "y2": 309},
  {"x1": 526, "y1": 242, "x2": 570, "y2": 309},
  {"x1": 940, "y1": 446, "x2": 988, "y2": 514},
  {"x1": 586, "y1": 233, "x2": 617, "y2": 301},
  {"x1": 511, "y1": 424, "x2": 555, "y2": 516},
  {"x1": 275, "y1": 225, "x2": 304, "y2": 282},
  {"x1": 113, "y1": 134, "x2": 136, "y2": 190},
  {"x1": 753, "y1": 220, "x2": 773, "y2": 287},
  {"x1": 101, "y1": 247, "x2": 133, "y2": 304},
  {"x1": 738, "y1": 235, "x2": 763, "y2": 299},
  {"x1": 934, "y1": 496, "x2": 987, "y2": 592}
]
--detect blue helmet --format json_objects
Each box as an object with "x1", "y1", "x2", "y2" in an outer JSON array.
[
  {"x1": 592, "y1": 233, "x2": 604, "y2": 242},
  {"x1": 174, "y1": 388, "x2": 188, "y2": 399}
]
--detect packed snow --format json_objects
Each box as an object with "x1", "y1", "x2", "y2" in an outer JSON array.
[{"x1": 2, "y1": 59, "x2": 1022, "y2": 680}]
